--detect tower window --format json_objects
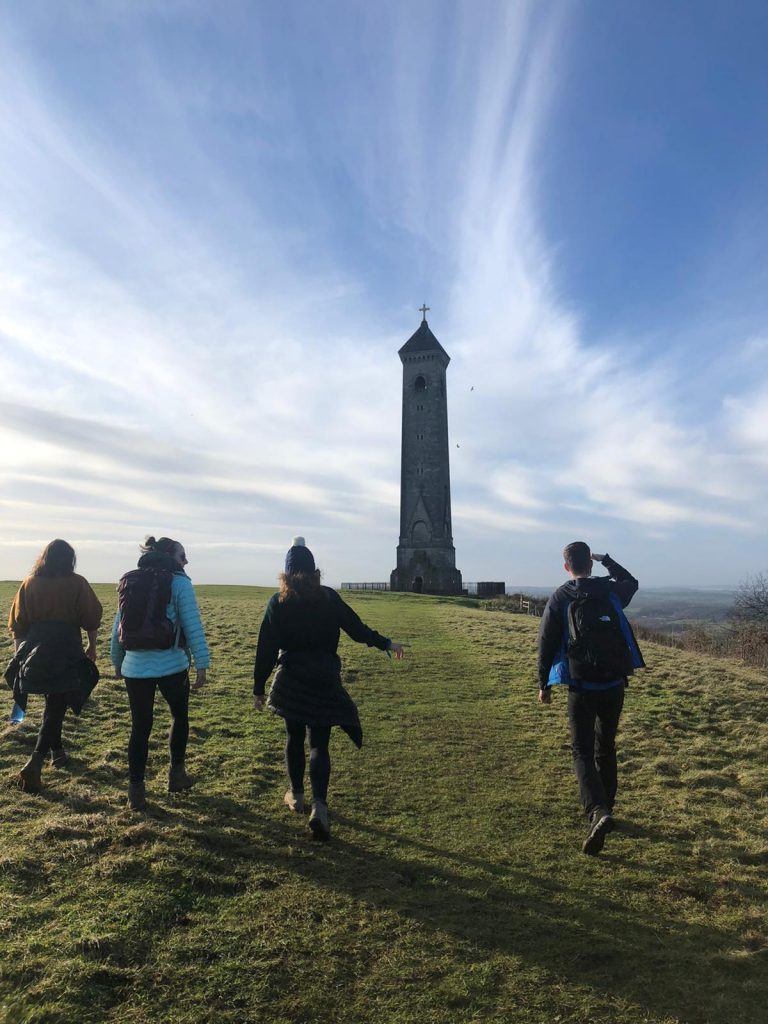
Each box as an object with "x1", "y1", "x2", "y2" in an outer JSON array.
[{"x1": 414, "y1": 375, "x2": 426, "y2": 392}]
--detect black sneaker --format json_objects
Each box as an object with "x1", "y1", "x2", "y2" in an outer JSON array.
[{"x1": 582, "y1": 810, "x2": 615, "y2": 855}]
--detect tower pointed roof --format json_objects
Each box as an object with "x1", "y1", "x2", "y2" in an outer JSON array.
[{"x1": 398, "y1": 319, "x2": 450, "y2": 363}]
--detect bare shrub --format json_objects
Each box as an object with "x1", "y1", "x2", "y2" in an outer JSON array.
[
  {"x1": 646, "y1": 625, "x2": 764, "y2": 666},
  {"x1": 731, "y1": 622, "x2": 768, "y2": 670},
  {"x1": 729, "y1": 572, "x2": 768, "y2": 669},
  {"x1": 731, "y1": 572, "x2": 768, "y2": 623}
]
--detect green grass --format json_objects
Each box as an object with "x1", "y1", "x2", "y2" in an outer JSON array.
[{"x1": 1, "y1": 584, "x2": 766, "y2": 1024}]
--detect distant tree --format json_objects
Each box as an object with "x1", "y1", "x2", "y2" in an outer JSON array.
[
  {"x1": 731, "y1": 573, "x2": 768, "y2": 622},
  {"x1": 730, "y1": 573, "x2": 768, "y2": 670}
]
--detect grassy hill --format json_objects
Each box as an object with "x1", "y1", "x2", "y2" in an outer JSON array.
[{"x1": 1, "y1": 584, "x2": 766, "y2": 1024}]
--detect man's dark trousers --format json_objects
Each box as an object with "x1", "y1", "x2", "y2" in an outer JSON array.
[{"x1": 567, "y1": 684, "x2": 625, "y2": 818}]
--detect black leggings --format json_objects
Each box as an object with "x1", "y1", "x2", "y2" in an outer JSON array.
[
  {"x1": 124, "y1": 671, "x2": 190, "y2": 784},
  {"x1": 284, "y1": 720, "x2": 332, "y2": 802},
  {"x1": 34, "y1": 693, "x2": 71, "y2": 756}
]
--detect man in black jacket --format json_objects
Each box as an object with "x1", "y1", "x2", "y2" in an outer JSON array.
[{"x1": 537, "y1": 541, "x2": 644, "y2": 855}]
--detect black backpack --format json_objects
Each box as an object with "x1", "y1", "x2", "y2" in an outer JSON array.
[
  {"x1": 566, "y1": 593, "x2": 634, "y2": 684},
  {"x1": 117, "y1": 568, "x2": 180, "y2": 651}
]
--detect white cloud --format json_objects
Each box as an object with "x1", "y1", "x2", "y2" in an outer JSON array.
[
  {"x1": 454, "y1": 502, "x2": 546, "y2": 534},
  {"x1": 489, "y1": 464, "x2": 546, "y2": 510},
  {"x1": 0, "y1": 1, "x2": 764, "y2": 587},
  {"x1": 724, "y1": 389, "x2": 768, "y2": 463}
]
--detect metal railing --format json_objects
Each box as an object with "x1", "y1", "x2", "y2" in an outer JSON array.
[
  {"x1": 339, "y1": 581, "x2": 541, "y2": 614},
  {"x1": 340, "y1": 582, "x2": 391, "y2": 591},
  {"x1": 463, "y1": 582, "x2": 506, "y2": 597}
]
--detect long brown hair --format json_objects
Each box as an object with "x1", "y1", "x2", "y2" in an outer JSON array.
[
  {"x1": 278, "y1": 569, "x2": 324, "y2": 603},
  {"x1": 32, "y1": 539, "x2": 76, "y2": 577}
]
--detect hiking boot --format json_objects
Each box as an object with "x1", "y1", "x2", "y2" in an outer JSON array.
[
  {"x1": 128, "y1": 781, "x2": 147, "y2": 811},
  {"x1": 582, "y1": 809, "x2": 615, "y2": 856},
  {"x1": 284, "y1": 789, "x2": 305, "y2": 813},
  {"x1": 50, "y1": 748, "x2": 68, "y2": 768},
  {"x1": 309, "y1": 799, "x2": 331, "y2": 841},
  {"x1": 168, "y1": 763, "x2": 195, "y2": 792},
  {"x1": 18, "y1": 752, "x2": 45, "y2": 793}
]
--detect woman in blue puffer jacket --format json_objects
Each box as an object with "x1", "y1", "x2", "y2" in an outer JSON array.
[{"x1": 111, "y1": 536, "x2": 210, "y2": 810}]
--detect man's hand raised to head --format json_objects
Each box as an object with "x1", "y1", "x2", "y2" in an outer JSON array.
[{"x1": 591, "y1": 553, "x2": 605, "y2": 563}]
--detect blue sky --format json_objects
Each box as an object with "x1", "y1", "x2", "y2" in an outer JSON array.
[{"x1": 0, "y1": 0, "x2": 766, "y2": 588}]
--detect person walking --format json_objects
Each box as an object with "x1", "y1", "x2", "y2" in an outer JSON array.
[
  {"x1": 111, "y1": 536, "x2": 210, "y2": 811},
  {"x1": 537, "y1": 542, "x2": 644, "y2": 855},
  {"x1": 6, "y1": 539, "x2": 102, "y2": 792},
  {"x1": 253, "y1": 538, "x2": 404, "y2": 840}
]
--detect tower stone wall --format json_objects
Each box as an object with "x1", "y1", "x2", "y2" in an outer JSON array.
[{"x1": 391, "y1": 319, "x2": 462, "y2": 595}]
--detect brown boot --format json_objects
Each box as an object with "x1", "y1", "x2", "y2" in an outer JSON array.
[
  {"x1": 50, "y1": 748, "x2": 69, "y2": 768},
  {"x1": 168, "y1": 763, "x2": 195, "y2": 792},
  {"x1": 128, "y1": 781, "x2": 147, "y2": 811},
  {"x1": 18, "y1": 752, "x2": 45, "y2": 793}
]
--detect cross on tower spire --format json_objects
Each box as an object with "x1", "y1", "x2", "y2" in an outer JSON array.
[{"x1": 419, "y1": 303, "x2": 430, "y2": 322}]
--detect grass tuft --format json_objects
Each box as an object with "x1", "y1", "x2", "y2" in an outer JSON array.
[{"x1": 0, "y1": 584, "x2": 766, "y2": 1023}]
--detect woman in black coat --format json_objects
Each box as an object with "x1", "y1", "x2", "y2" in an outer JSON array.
[{"x1": 253, "y1": 538, "x2": 403, "y2": 840}]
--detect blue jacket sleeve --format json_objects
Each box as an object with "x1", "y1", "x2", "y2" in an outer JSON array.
[{"x1": 174, "y1": 577, "x2": 210, "y2": 670}]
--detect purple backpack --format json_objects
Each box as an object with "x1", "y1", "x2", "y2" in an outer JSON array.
[{"x1": 117, "y1": 568, "x2": 178, "y2": 651}]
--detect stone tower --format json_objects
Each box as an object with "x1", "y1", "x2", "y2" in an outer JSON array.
[{"x1": 391, "y1": 313, "x2": 462, "y2": 595}]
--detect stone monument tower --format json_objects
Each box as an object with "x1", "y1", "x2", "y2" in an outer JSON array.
[{"x1": 391, "y1": 308, "x2": 462, "y2": 595}]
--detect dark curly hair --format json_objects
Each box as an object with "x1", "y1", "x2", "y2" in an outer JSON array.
[
  {"x1": 278, "y1": 569, "x2": 324, "y2": 603},
  {"x1": 140, "y1": 535, "x2": 181, "y2": 556}
]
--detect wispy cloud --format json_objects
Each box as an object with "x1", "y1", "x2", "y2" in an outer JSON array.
[{"x1": 0, "y1": 1, "x2": 764, "y2": 586}]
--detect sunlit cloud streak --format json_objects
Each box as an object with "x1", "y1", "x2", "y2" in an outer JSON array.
[{"x1": 0, "y1": 1, "x2": 765, "y2": 587}]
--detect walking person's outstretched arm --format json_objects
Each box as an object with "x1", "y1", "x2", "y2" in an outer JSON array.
[{"x1": 333, "y1": 592, "x2": 404, "y2": 656}]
